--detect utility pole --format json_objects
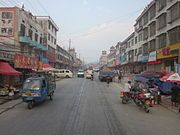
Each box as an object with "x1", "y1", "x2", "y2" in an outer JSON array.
[{"x1": 68, "y1": 39, "x2": 71, "y2": 51}]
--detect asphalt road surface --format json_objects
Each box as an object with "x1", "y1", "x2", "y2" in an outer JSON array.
[{"x1": 0, "y1": 76, "x2": 180, "y2": 135}]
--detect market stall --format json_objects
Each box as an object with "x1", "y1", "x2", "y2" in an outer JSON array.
[{"x1": 0, "y1": 61, "x2": 22, "y2": 96}]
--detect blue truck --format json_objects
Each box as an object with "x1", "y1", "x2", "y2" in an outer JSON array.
[{"x1": 98, "y1": 68, "x2": 114, "y2": 82}]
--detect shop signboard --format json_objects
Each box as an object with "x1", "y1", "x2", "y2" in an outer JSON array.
[
  {"x1": 148, "y1": 51, "x2": 156, "y2": 62},
  {"x1": 142, "y1": 53, "x2": 149, "y2": 63},
  {"x1": 120, "y1": 54, "x2": 127, "y2": 65},
  {"x1": 0, "y1": 51, "x2": 13, "y2": 61},
  {"x1": 14, "y1": 54, "x2": 42, "y2": 69},
  {"x1": 157, "y1": 43, "x2": 180, "y2": 59}
]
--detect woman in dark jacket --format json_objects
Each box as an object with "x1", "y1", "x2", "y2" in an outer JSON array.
[{"x1": 171, "y1": 83, "x2": 180, "y2": 108}]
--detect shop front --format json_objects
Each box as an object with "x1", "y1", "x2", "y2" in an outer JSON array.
[
  {"x1": 146, "y1": 51, "x2": 162, "y2": 72},
  {"x1": 157, "y1": 43, "x2": 179, "y2": 73},
  {"x1": 14, "y1": 54, "x2": 43, "y2": 81}
]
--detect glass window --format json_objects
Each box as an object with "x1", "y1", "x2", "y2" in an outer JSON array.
[
  {"x1": 2, "y1": 12, "x2": 13, "y2": 19},
  {"x1": 66, "y1": 70, "x2": 69, "y2": 73},
  {"x1": 23, "y1": 79, "x2": 41, "y2": 90},
  {"x1": 168, "y1": 26, "x2": 180, "y2": 44},
  {"x1": 20, "y1": 24, "x2": 26, "y2": 36},
  {"x1": 60, "y1": 70, "x2": 64, "y2": 73}
]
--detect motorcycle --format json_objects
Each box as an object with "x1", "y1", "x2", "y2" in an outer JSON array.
[
  {"x1": 120, "y1": 91, "x2": 134, "y2": 104},
  {"x1": 133, "y1": 89, "x2": 151, "y2": 113},
  {"x1": 91, "y1": 74, "x2": 94, "y2": 81}
]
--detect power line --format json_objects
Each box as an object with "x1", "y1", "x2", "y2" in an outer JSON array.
[
  {"x1": 6, "y1": 0, "x2": 19, "y2": 6},
  {"x1": 26, "y1": 0, "x2": 40, "y2": 15},
  {"x1": 36, "y1": 0, "x2": 50, "y2": 15},
  {"x1": 0, "y1": 0, "x2": 10, "y2": 6}
]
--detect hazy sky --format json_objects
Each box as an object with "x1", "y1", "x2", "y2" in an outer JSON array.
[{"x1": 1, "y1": 0, "x2": 152, "y2": 63}]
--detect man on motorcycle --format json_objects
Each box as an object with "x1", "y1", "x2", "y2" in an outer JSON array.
[{"x1": 124, "y1": 81, "x2": 132, "y2": 92}]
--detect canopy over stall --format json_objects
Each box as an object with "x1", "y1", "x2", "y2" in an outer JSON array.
[{"x1": 0, "y1": 62, "x2": 22, "y2": 75}]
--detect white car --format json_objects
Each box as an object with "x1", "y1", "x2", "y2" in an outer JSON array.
[
  {"x1": 77, "y1": 70, "x2": 84, "y2": 78},
  {"x1": 55, "y1": 69, "x2": 73, "y2": 78},
  {"x1": 85, "y1": 70, "x2": 93, "y2": 79}
]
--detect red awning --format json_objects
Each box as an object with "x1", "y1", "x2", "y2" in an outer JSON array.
[
  {"x1": 0, "y1": 62, "x2": 22, "y2": 75},
  {"x1": 43, "y1": 64, "x2": 52, "y2": 68}
]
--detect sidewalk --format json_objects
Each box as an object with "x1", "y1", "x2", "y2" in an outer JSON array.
[
  {"x1": 160, "y1": 95, "x2": 180, "y2": 113},
  {"x1": 0, "y1": 98, "x2": 22, "y2": 115},
  {"x1": 113, "y1": 81, "x2": 180, "y2": 114}
]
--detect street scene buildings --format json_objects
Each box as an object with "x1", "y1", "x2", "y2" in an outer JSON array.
[
  {"x1": 101, "y1": 0, "x2": 180, "y2": 78},
  {"x1": 0, "y1": 1, "x2": 180, "y2": 135},
  {"x1": 0, "y1": 6, "x2": 82, "y2": 86}
]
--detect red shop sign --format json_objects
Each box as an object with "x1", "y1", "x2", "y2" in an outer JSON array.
[{"x1": 162, "y1": 47, "x2": 170, "y2": 56}]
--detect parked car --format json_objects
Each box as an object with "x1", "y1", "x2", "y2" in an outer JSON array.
[
  {"x1": 55, "y1": 69, "x2": 73, "y2": 78},
  {"x1": 77, "y1": 69, "x2": 84, "y2": 78}
]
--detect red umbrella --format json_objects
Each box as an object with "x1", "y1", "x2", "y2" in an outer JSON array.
[{"x1": 160, "y1": 73, "x2": 180, "y2": 83}]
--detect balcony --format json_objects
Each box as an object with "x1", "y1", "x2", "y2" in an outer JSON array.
[
  {"x1": 19, "y1": 36, "x2": 48, "y2": 51},
  {"x1": 19, "y1": 36, "x2": 31, "y2": 44}
]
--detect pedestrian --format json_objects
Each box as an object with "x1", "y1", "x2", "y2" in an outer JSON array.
[
  {"x1": 118, "y1": 75, "x2": 121, "y2": 83},
  {"x1": 106, "y1": 76, "x2": 111, "y2": 87},
  {"x1": 171, "y1": 82, "x2": 180, "y2": 108}
]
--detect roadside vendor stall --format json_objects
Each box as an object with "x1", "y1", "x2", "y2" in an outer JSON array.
[{"x1": 0, "y1": 61, "x2": 22, "y2": 96}]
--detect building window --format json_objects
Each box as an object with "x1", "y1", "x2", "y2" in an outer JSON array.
[
  {"x1": 149, "y1": 4, "x2": 156, "y2": 20},
  {"x1": 143, "y1": 43, "x2": 149, "y2": 54},
  {"x1": 157, "y1": 0, "x2": 167, "y2": 11},
  {"x1": 131, "y1": 39, "x2": 134, "y2": 46},
  {"x1": 149, "y1": 21, "x2": 156, "y2": 37},
  {"x1": 138, "y1": 33, "x2": 143, "y2": 41},
  {"x1": 135, "y1": 49, "x2": 138, "y2": 56},
  {"x1": 51, "y1": 36, "x2": 53, "y2": 43},
  {"x1": 138, "y1": 47, "x2": 142, "y2": 54},
  {"x1": 2, "y1": 12, "x2": 13, "y2": 19},
  {"x1": 48, "y1": 33, "x2": 50, "y2": 41},
  {"x1": 158, "y1": 33, "x2": 167, "y2": 49},
  {"x1": 40, "y1": 37, "x2": 43, "y2": 44},
  {"x1": 28, "y1": 29, "x2": 33, "y2": 40},
  {"x1": 168, "y1": 26, "x2": 180, "y2": 45},
  {"x1": 169, "y1": 2, "x2": 180, "y2": 23},
  {"x1": 157, "y1": 13, "x2": 166, "y2": 30},
  {"x1": 54, "y1": 39, "x2": 56, "y2": 45},
  {"x1": 143, "y1": 27, "x2": 148, "y2": 40},
  {"x1": 20, "y1": 24, "x2": 26, "y2": 36},
  {"x1": 149, "y1": 39, "x2": 156, "y2": 52},
  {"x1": 135, "y1": 36, "x2": 138, "y2": 44},
  {"x1": 35, "y1": 33, "x2": 38, "y2": 42},
  {"x1": 143, "y1": 13, "x2": 148, "y2": 25}
]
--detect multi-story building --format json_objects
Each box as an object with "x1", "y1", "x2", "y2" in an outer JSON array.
[
  {"x1": 115, "y1": 42, "x2": 121, "y2": 67},
  {"x1": 56, "y1": 45, "x2": 74, "y2": 69},
  {"x1": 107, "y1": 46, "x2": 116, "y2": 67},
  {"x1": 99, "y1": 50, "x2": 108, "y2": 67},
  {"x1": 135, "y1": 0, "x2": 180, "y2": 72},
  {"x1": 36, "y1": 16, "x2": 59, "y2": 67},
  {"x1": 0, "y1": 7, "x2": 48, "y2": 71}
]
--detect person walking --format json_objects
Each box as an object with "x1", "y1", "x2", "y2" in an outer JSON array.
[{"x1": 171, "y1": 82, "x2": 180, "y2": 109}]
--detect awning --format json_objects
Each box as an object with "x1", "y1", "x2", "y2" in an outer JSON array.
[
  {"x1": 42, "y1": 64, "x2": 56, "y2": 71},
  {"x1": 43, "y1": 64, "x2": 52, "y2": 68},
  {"x1": 0, "y1": 61, "x2": 22, "y2": 75}
]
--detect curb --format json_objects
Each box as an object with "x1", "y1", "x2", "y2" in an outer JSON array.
[
  {"x1": 159, "y1": 102, "x2": 179, "y2": 114},
  {"x1": 0, "y1": 100, "x2": 23, "y2": 115}
]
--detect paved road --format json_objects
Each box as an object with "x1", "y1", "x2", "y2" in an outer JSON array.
[{"x1": 0, "y1": 76, "x2": 180, "y2": 135}]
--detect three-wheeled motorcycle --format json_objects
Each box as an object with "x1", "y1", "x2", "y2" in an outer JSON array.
[{"x1": 21, "y1": 72, "x2": 56, "y2": 109}]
